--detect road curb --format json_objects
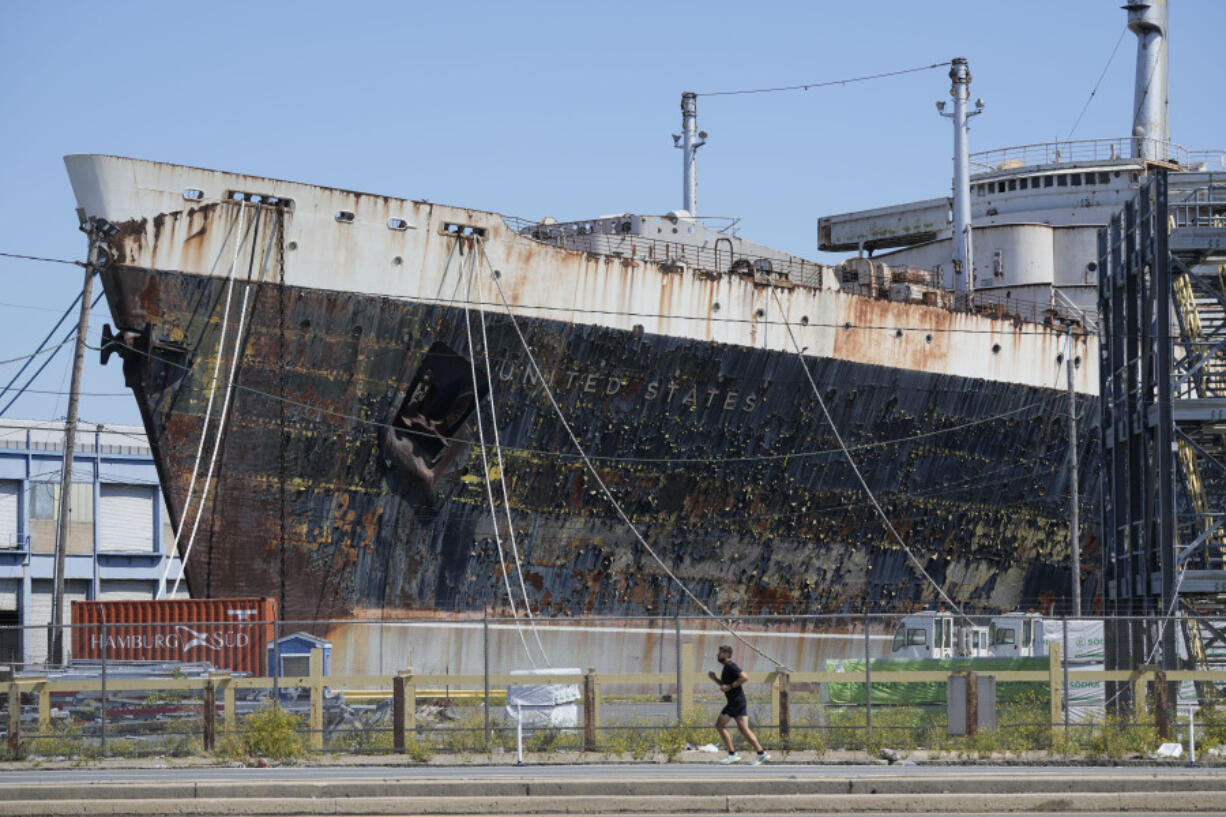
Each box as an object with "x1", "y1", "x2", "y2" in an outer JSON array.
[{"x1": 5, "y1": 790, "x2": 1226, "y2": 816}]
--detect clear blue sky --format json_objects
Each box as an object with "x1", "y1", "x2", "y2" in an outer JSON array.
[{"x1": 1, "y1": 0, "x2": 1222, "y2": 426}]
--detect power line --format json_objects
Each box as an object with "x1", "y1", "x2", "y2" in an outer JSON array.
[
  {"x1": 698, "y1": 62, "x2": 951, "y2": 97},
  {"x1": 0, "y1": 291, "x2": 106, "y2": 418},
  {"x1": 0, "y1": 251, "x2": 83, "y2": 267},
  {"x1": 0, "y1": 300, "x2": 84, "y2": 314},
  {"x1": 3, "y1": 388, "x2": 129, "y2": 397},
  {"x1": 0, "y1": 339, "x2": 76, "y2": 367},
  {"x1": 1066, "y1": 25, "x2": 1130, "y2": 141}
]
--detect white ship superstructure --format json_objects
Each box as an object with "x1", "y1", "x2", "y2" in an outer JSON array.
[{"x1": 819, "y1": 1, "x2": 1224, "y2": 327}]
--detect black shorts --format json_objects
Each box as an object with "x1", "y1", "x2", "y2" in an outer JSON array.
[{"x1": 720, "y1": 698, "x2": 747, "y2": 718}]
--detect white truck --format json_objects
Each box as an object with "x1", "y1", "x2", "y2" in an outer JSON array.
[{"x1": 889, "y1": 611, "x2": 1103, "y2": 664}]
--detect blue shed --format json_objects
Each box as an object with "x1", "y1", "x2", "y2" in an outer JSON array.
[{"x1": 267, "y1": 631, "x2": 332, "y2": 678}]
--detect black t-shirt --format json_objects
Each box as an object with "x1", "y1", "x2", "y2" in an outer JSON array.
[{"x1": 720, "y1": 660, "x2": 747, "y2": 705}]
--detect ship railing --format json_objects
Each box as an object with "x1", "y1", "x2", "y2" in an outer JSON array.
[
  {"x1": 955, "y1": 289, "x2": 1097, "y2": 329},
  {"x1": 969, "y1": 138, "x2": 1225, "y2": 175},
  {"x1": 1174, "y1": 368, "x2": 1226, "y2": 400},
  {"x1": 1167, "y1": 197, "x2": 1226, "y2": 230},
  {"x1": 510, "y1": 216, "x2": 825, "y2": 289}
]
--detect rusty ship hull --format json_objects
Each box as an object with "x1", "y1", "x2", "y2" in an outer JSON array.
[{"x1": 66, "y1": 155, "x2": 1098, "y2": 621}]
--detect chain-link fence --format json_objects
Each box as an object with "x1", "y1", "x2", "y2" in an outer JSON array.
[{"x1": 1, "y1": 613, "x2": 1224, "y2": 761}]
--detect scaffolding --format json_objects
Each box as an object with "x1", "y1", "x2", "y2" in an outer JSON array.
[{"x1": 1099, "y1": 170, "x2": 1226, "y2": 701}]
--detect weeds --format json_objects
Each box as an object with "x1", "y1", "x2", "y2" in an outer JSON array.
[
  {"x1": 235, "y1": 703, "x2": 306, "y2": 761},
  {"x1": 601, "y1": 722, "x2": 656, "y2": 760}
]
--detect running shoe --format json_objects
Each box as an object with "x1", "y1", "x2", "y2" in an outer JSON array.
[
  {"x1": 752, "y1": 752, "x2": 769, "y2": 765},
  {"x1": 719, "y1": 753, "x2": 741, "y2": 764}
]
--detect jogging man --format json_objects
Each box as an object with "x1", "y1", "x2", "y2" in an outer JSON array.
[{"x1": 708, "y1": 645, "x2": 768, "y2": 765}]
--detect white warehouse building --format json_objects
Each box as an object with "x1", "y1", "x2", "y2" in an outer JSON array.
[{"x1": 0, "y1": 419, "x2": 184, "y2": 666}]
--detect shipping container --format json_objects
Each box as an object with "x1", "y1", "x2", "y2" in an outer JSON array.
[{"x1": 71, "y1": 598, "x2": 278, "y2": 675}]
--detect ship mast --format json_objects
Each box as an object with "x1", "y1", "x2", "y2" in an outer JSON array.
[
  {"x1": 937, "y1": 57, "x2": 983, "y2": 300},
  {"x1": 673, "y1": 92, "x2": 707, "y2": 216},
  {"x1": 1126, "y1": 0, "x2": 1169, "y2": 160}
]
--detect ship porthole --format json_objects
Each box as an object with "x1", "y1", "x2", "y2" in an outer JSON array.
[
  {"x1": 800, "y1": 316, "x2": 809, "y2": 326},
  {"x1": 493, "y1": 269, "x2": 502, "y2": 279},
  {"x1": 287, "y1": 241, "x2": 298, "y2": 251},
  {"x1": 352, "y1": 326, "x2": 364, "y2": 338},
  {"x1": 755, "y1": 308, "x2": 765, "y2": 319},
  {"x1": 299, "y1": 319, "x2": 311, "y2": 330},
  {"x1": 392, "y1": 256, "x2": 403, "y2": 266},
  {"x1": 1057, "y1": 353, "x2": 1064, "y2": 365},
  {"x1": 843, "y1": 322, "x2": 852, "y2": 331},
  {"x1": 991, "y1": 343, "x2": 1001, "y2": 354},
  {"x1": 925, "y1": 334, "x2": 933, "y2": 343},
  {"x1": 712, "y1": 302, "x2": 721, "y2": 313},
  {"x1": 894, "y1": 329, "x2": 903, "y2": 339}
]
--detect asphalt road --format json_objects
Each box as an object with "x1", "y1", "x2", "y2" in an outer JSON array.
[
  {"x1": 2, "y1": 761, "x2": 1222, "y2": 784},
  {"x1": 3, "y1": 763, "x2": 1224, "y2": 816}
]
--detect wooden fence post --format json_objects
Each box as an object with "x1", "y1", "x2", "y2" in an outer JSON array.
[
  {"x1": 37, "y1": 681, "x2": 49, "y2": 736},
  {"x1": 394, "y1": 668, "x2": 414, "y2": 753},
  {"x1": 1048, "y1": 642, "x2": 1063, "y2": 742},
  {"x1": 778, "y1": 672, "x2": 791, "y2": 748},
  {"x1": 1153, "y1": 670, "x2": 1169, "y2": 740},
  {"x1": 222, "y1": 675, "x2": 236, "y2": 735},
  {"x1": 583, "y1": 670, "x2": 597, "y2": 751},
  {"x1": 6, "y1": 682, "x2": 18, "y2": 757},
  {"x1": 1133, "y1": 666, "x2": 1152, "y2": 722},
  {"x1": 308, "y1": 648, "x2": 323, "y2": 751},
  {"x1": 964, "y1": 671, "x2": 979, "y2": 739},
  {"x1": 769, "y1": 672, "x2": 780, "y2": 732},
  {"x1": 203, "y1": 678, "x2": 216, "y2": 752},
  {"x1": 679, "y1": 643, "x2": 694, "y2": 716},
  {"x1": 393, "y1": 672, "x2": 405, "y2": 754}
]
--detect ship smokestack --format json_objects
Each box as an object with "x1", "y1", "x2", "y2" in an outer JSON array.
[
  {"x1": 674, "y1": 92, "x2": 706, "y2": 216},
  {"x1": 938, "y1": 57, "x2": 983, "y2": 299},
  {"x1": 1126, "y1": 0, "x2": 1169, "y2": 160}
]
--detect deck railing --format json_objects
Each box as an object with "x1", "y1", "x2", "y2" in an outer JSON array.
[
  {"x1": 971, "y1": 138, "x2": 1226, "y2": 175},
  {"x1": 507, "y1": 216, "x2": 825, "y2": 289}
]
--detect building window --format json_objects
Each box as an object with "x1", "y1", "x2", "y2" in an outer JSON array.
[
  {"x1": 30, "y1": 482, "x2": 92, "y2": 523},
  {"x1": 30, "y1": 483, "x2": 55, "y2": 520},
  {"x1": 0, "y1": 480, "x2": 17, "y2": 549},
  {"x1": 98, "y1": 484, "x2": 156, "y2": 552}
]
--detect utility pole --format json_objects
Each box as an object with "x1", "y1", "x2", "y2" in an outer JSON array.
[
  {"x1": 49, "y1": 214, "x2": 108, "y2": 665},
  {"x1": 1067, "y1": 326, "x2": 1081, "y2": 616}
]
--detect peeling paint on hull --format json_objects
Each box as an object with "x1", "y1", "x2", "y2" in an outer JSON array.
[{"x1": 100, "y1": 264, "x2": 1099, "y2": 621}]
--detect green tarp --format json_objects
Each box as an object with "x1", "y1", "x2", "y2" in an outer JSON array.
[{"x1": 824, "y1": 657, "x2": 1049, "y2": 705}]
